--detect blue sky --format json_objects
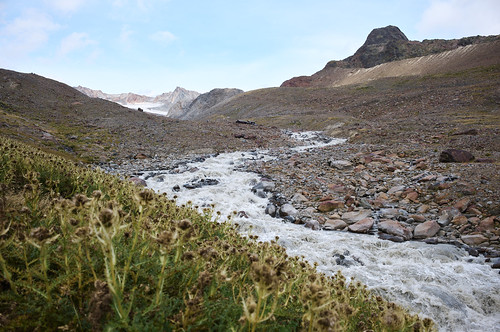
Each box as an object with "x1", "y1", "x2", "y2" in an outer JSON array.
[{"x1": 1, "y1": 0, "x2": 499, "y2": 94}]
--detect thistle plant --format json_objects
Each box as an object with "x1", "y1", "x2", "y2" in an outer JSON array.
[{"x1": 0, "y1": 136, "x2": 435, "y2": 331}]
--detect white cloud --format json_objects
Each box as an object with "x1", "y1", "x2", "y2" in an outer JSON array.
[
  {"x1": 44, "y1": 0, "x2": 86, "y2": 14},
  {"x1": 0, "y1": 8, "x2": 60, "y2": 56},
  {"x1": 149, "y1": 30, "x2": 177, "y2": 44},
  {"x1": 59, "y1": 32, "x2": 95, "y2": 56},
  {"x1": 417, "y1": 0, "x2": 500, "y2": 37}
]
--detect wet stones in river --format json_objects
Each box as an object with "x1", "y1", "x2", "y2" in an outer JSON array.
[
  {"x1": 333, "y1": 250, "x2": 364, "y2": 267},
  {"x1": 252, "y1": 180, "x2": 275, "y2": 199},
  {"x1": 348, "y1": 217, "x2": 374, "y2": 234},
  {"x1": 341, "y1": 210, "x2": 372, "y2": 225},
  {"x1": 183, "y1": 178, "x2": 220, "y2": 189},
  {"x1": 279, "y1": 204, "x2": 298, "y2": 223},
  {"x1": 378, "y1": 219, "x2": 412, "y2": 241},
  {"x1": 304, "y1": 219, "x2": 320, "y2": 230},
  {"x1": 265, "y1": 204, "x2": 277, "y2": 217}
]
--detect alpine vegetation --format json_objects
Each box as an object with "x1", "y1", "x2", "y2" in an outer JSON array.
[{"x1": 0, "y1": 136, "x2": 433, "y2": 330}]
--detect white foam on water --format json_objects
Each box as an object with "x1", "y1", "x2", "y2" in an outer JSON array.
[{"x1": 141, "y1": 133, "x2": 500, "y2": 332}]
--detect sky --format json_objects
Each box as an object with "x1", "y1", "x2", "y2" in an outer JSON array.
[{"x1": 1, "y1": 0, "x2": 499, "y2": 95}]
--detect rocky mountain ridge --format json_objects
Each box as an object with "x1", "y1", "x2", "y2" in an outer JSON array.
[
  {"x1": 282, "y1": 25, "x2": 500, "y2": 87},
  {"x1": 75, "y1": 85, "x2": 244, "y2": 119},
  {"x1": 75, "y1": 85, "x2": 201, "y2": 116},
  {"x1": 178, "y1": 88, "x2": 244, "y2": 120}
]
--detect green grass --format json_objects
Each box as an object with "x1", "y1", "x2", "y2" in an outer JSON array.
[{"x1": 0, "y1": 135, "x2": 434, "y2": 331}]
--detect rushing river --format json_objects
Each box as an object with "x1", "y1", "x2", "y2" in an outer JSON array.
[{"x1": 141, "y1": 133, "x2": 500, "y2": 332}]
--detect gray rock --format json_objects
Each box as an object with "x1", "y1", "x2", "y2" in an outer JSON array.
[
  {"x1": 292, "y1": 192, "x2": 308, "y2": 203},
  {"x1": 280, "y1": 204, "x2": 298, "y2": 217},
  {"x1": 323, "y1": 219, "x2": 348, "y2": 231},
  {"x1": 304, "y1": 219, "x2": 321, "y2": 230},
  {"x1": 254, "y1": 189, "x2": 267, "y2": 198},
  {"x1": 329, "y1": 159, "x2": 353, "y2": 169},
  {"x1": 387, "y1": 185, "x2": 406, "y2": 195},
  {"x1": 265, "y1": 204, "x2": 276, "y2": 217},
  {"x1": 438, "y1": 208, "x2": 461, "y2": 226},
  {"x1": 253, "y1": 181, "x2": 275, "y2": 192},
  {"x1": 378, "y1": 233, "x2": 405, "y2": 242}
]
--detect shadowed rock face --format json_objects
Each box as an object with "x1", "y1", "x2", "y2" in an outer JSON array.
[
  {"x1": 178, "y1": 88, "x2": 244, "y2": 120},
  {"x1": 439, "y1": 149, "x2": 475, "y2": 163},
  {"x1": 363, "y1": 25, "x2": 409, "y2": 46},
  {"x1": 344, "y1": 25, "x2": 410, "y2": 68}
]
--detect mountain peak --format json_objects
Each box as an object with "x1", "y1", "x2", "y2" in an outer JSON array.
[{"x1": 363, "y1": 25, "x2": 408, "y2": 47}]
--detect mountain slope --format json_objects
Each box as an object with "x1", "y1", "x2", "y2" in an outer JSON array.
[
  {"x1": 177, "y1": 88, "x2": 244, "y2": 120},
  {"x1": 282, "y1": 25, "x2": 499, "y2": 87},
  {"x1": 192, "y1": 27, "x2": 499, "y2": 160},
  {"x1": 0, "y1": 68, "x2": 290, "y2": 162}
]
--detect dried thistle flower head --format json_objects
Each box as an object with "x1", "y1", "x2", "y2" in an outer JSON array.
[
  {"x1": 30, "y1": 226, "x2": 51, "y2": 241},
  {"x1": 178, "y1": 219, "x2": 192, "y2": 230},
  {"x1": 98, "y1": 208, "x2": 114, "y2": 227},
  {"x1": 139, "y1": 189, "x2": 154, "y2": 203},
  {"x1": 245, "y1": 296, "x2": 257, "y2": 314},
  {"x1": 73, "y1": 194, "x2": 89, "y2": 207},
  {"x1": 182, "y1": 251, "x2": 195, "y2": 261},
  {"x1": 23, "y1": 184, "x2": 34, "y2": 192},
  {"x1": 250, "y1": 262, "x2": 277, "y2": 289},
  {"x1": 74, "y1": 227, "x2": 90, "y2": 239},
  {"x1": 156, "y1": 230, "x2": 177, "y2": 247},
  {"x1": 197, "y1": 270, "x2": 212, "y2": 291}
]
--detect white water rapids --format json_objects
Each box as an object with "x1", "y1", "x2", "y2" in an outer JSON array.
[{"x1": 141, "y1": 133, "x2": 500, "y2": 332}]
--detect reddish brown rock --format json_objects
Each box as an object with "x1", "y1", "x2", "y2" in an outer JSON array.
[
  {"x1": 414, "y1": 220, "x2": 440, "y2": 239},
  {"x1": 454, "y1": 197, "x2": 472, "y2": 212},
  {"x1": 134, "y1": 153, "x2": 149, "y2": 159},
  {"x1": 130, "y1": 177, "x2": 147, "y2": 186},
  {"x1": 461, "y1": 234, "x2": 488, "y2": 245},
  {"x1": 476, "y1": 216, "x2": 496, "y2": 233},
  {"x1": 409, "y1": 214, "x2": 426, "y2": 222},
  {"x1": 318, "y1": 200, "x2": 344, "y2": 212},
  {"x1": 439, "y1": 149, "x2": 475, "y2": 163},
  {"x1": 406, "y1": 191, "x2": 419, "y2": 202},
  {"x1": 417, "y1": 204, "x2": 430, "y2": 213},
  {"x1": 348, "y1": 217, "x2": 374, "y2": 233},
  {"x1": 452, "y1": 215, "x2": 468, "y2": 226},
  {"x1": 327, "y1": 184, "x2": 346, "y2": 193},
  {"x1": 378, "y1": 220, "x2": 412, "y2": 240},
  {"x1": 416, "y1": 161, "x2": 427, "y2": 170}
]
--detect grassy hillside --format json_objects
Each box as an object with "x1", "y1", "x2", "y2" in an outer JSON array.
[{"x1": 0, "y1": 136, "x2": 434, "y2": 331}]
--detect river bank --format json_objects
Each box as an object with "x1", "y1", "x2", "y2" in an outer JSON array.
[{"x1": 103, "y1": 130, "x2": 500, "y2": 331}]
